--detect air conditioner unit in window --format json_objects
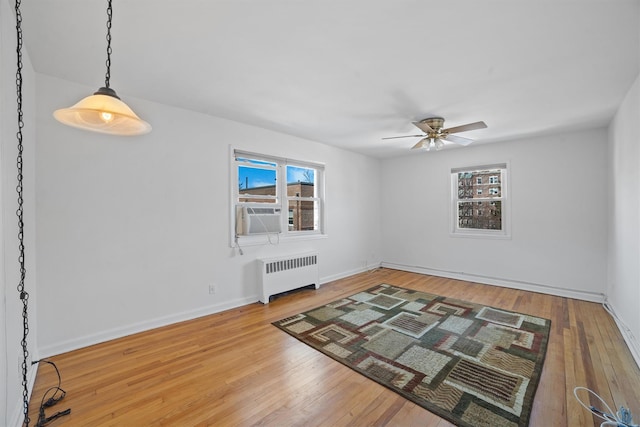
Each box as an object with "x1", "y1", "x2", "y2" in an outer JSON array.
[{"x1": 236, "y1": 206, "x2": 282, "y2": 235}]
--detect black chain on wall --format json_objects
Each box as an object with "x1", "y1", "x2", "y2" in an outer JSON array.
[{"x1": 14, "y1": 0, "x2": 31, "y2": 425}]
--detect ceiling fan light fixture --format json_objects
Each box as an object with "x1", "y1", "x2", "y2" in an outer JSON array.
[
  {"x1": 434, "y1": 139, "x2": 445, "y2": 150},
  {"x1": 426, "y1": 139, "x2": 436, "y2": 151},
  {"x1": 53, "y1": 0, "x2": 151, "y2": 136}
]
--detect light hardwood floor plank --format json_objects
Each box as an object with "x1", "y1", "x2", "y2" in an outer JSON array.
[{"x1": 28, "y1": 268, "x2": 640, "y2": 426}]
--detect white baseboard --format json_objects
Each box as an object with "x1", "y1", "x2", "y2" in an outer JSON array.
[
  {"x1": 38, "y1": 296, "x2": 257, "y2": 359},
  {"x1": 37, "y1": 263, "x2": 381, "y2": 358},
  {"x1": 9, "y1": 361, "x2": 38, "y2": 427},
  {"x1": 382, "y1": 263, "x2": 639, "y2": 370},
  {"x1": 37, "y1": 261, "x2": 624, "y2": 360},
  {"x1": 603, "y1": 301, "x2": 640, "y2": 370},
  {"x1": 320, "y1": 262, "x2": 382, "y2": 285},
  {"x1": 615, "y1": 319, "x2": 640, "y2": 370},
  {"x1": 381, "y1": 262, "x2": 606, "y2": 303}
]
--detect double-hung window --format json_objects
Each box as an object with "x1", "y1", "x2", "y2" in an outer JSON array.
[
  {"x1": 232, "y1": 149, "x2": 324, "y2": 241},
  {"x1": 285, "y1": 163, "x2": 321, "y2": 232},
  {"x1": 451, "y1": 163, "x2": 510, "y2": 238}
]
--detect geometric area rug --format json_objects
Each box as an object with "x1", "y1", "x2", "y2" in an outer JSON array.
[{"x1": 273, "y1": 284, "x2": 551, "y2": 427}]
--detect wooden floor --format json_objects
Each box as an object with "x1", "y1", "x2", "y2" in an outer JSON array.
[{"x1": 28, "y1": 268, "x2": 640, "y2": 426}]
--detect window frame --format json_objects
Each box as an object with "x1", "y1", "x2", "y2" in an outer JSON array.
[
  {"x1": 284, "y1": 161, "x2": 323, "y2": 233},
  {"x1": 450, "y1": 163, "x2": 511, "y2": 239},
  {"x1": 230, "y1": 147, "x2": 326, "y2": 246}
]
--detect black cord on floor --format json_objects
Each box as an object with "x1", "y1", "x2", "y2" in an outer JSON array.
[{"x1": 31, "y1": 360, "x2": 71, "y2": 427}]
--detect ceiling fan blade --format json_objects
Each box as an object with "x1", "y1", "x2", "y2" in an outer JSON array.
[
  {"x1": 442, "y1": 121, "x2": 487, "y2": 134},
  {"x1": 411, "y1": 138, "x2": 429, "y2": 149},
  {"x1": 444, "y1": 134, "x2": 474, "y2": 146},
  {"x1": 412, "y1": 121, "x2": 434, "y2": 134},
  {"x1": 382, "y1": 134, "x2": 424, "y2": 140}
]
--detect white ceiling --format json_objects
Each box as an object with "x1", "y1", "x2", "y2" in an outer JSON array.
[{"x1": 21, "y1": 0, "x2": 640, "y2": 157}]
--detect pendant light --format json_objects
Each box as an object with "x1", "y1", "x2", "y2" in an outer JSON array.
[{"x1": 53, "y1": 0, "x2": 151, "y2": 136}]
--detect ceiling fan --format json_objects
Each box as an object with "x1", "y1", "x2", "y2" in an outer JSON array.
[{"x1": 383, "y1": 117, "x2": 487, "y2": 151}]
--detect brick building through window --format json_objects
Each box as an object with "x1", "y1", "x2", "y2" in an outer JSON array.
[
  {"x1": 457, "y1": 170, "x2": 502, "y2": 230},
  {"x1": 239, "y1": 182, "x2": 316, "y2": 231}
]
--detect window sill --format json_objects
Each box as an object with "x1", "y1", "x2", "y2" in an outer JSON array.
[
  {"x1": 450, "y1": 230, "x2": 511, "y2": 240},
  {"x1": 233, "y1": 232, "x2": 328, "y2": 247}
]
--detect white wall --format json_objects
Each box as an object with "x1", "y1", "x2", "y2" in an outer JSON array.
[
  {"x1": 380, "y1": 128, "x2": 608, "y2": 300},
  {"x1": 607, "y1": 73, "x2": 640, "y2": 364},
  {"x1": 1, "y1": 0, "x2": 38, "y2": 424},
  {"x1": 34, "y1": 74, "x2": 381, "y2": 357}
]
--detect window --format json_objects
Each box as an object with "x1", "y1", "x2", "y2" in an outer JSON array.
[
  {"x1": 233, "y1": 149, "x2": 324, "y2": 240},
  {"x1": 285, "y1": 164, "x2": 320, "y2": 232},
  {"x1": 237, "y1": 158, "x2": 277, "y2": 203},
  {"x1": 451, "y1": 163, "x2": 509, "y2": 238}
]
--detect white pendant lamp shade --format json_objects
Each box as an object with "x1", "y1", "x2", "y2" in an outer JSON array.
[
  {"x1": 54, "y1": 87, "x2": 151, "y2": 136},
  {"x1": 54, "y1": 0, "x2": 151, "y2": 136}
]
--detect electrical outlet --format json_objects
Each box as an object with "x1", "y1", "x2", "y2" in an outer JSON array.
[{"x1": 208, "y1": 284, "x2": 216, "y2": 295}]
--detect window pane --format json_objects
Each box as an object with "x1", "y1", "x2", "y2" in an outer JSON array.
[
  {"x1": 287, "y1": 165, "x2": 314, "y2": 184},
  {"x1": 238, "y1": 165, "x2": 277, "y2": 202},
  {"x1": 458, "y1": 169, "x2": 501, "y2": 200},
  {"x1": 457, "y1": 172, "x2": 474, "y2": 199},
  {"x1": 458, "y1": 200, "x2": 502, "y2": 230},
  {"x1": 287, "y1": 199, "x2": 318, "y2": 231},
  {"x1": 287, "y1": 165, "x2": 315, "y2": 196}
]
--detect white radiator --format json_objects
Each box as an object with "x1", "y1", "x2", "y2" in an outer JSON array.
[{"x1": 258, "y1": 252, "x2": 319, "y2": 303}]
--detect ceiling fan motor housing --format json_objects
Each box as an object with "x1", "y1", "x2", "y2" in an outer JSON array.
[{"x1": 421, "y1": 117, "x2": 445, "y2": 131}]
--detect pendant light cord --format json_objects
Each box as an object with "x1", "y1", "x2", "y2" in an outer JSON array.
[
  {"x1": 14, "y1": 0, "x2": 31, "y2": 425},
  {"x1": 104, "y1": 0, "x2": 113, "y2": 89}
]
